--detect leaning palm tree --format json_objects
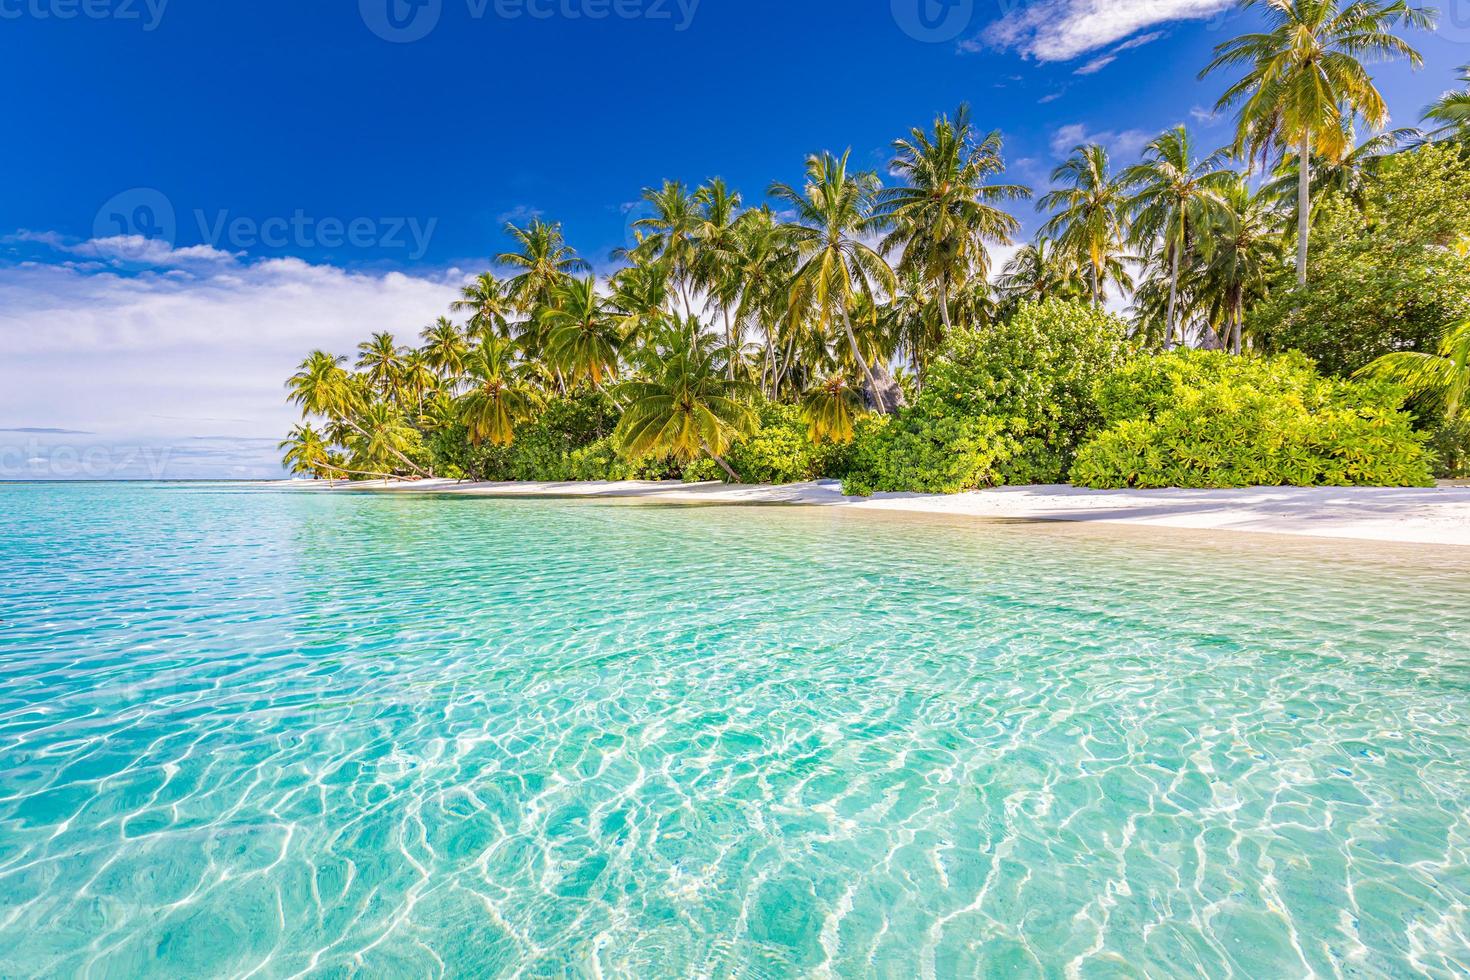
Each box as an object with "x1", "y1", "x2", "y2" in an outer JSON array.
[
  {"x1": 1202, "y1": 0, "x2": 1432, "y2": 285},
  {"x1": 278, "y1": 424, "x2": 339, "y2": 482},
  {"x1": 1039, "y1": 143, "x2": 1131, "y2": 308},
  {"x1": 287, "y1": 351, "x2": 434, "y2": 477},
  {"x1": 615, "y1": 326, "x2": 756, "y2": 481},
  {"x1": 1424, "y1": 65, "x2": 1470, "y2": 142},
  {"x1": 1121, "y1": 125, "x2": 1235, "y2": 346},
  {"x1": 347, "y1": 402, "x2": 423, "y2": 478},
  {"x1": 1357, "y1": 316, "x2": 1470, "y2": 419},
  {"x1": 771, "y1": 150, "x2": 898, "y2": 408},
  {"x1": 876, "y1": 104, "x2": 1030, "y2": 331},
  {"x1": 543, "y1": 276, "x2": 623, "y2": 389},
  {"x1": 460, "y1": 337, "x2": 541, "y2": 447}
]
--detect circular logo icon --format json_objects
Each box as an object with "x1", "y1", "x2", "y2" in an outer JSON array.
[
  {"x1": 1437, "y1": 0, "x2": 1470, "y2": 42},
  {"x1": 891, "y1": 0, "x2": 975, "y2": 43},
  {"x1": 360, "y1": 0, "x2": 442, "y2": 43},
  {"x1": 93, "y1": 188, "x2": 177, "y2": 259}
]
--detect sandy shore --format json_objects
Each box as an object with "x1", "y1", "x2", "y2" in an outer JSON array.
[{"x1": 271, "y1": 478, "x2": 1470, "y2": 547}]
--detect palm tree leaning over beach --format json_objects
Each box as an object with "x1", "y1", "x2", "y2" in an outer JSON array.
[
  {"x1": 1202, "y1": 0, "x2": 1431, "y2": 285},
  {"x1": 1039, "y1": 143, "x2": 1131, "y2": 309}
]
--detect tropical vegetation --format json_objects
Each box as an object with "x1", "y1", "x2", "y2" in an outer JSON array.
[{"x1": 282, "y1": 0, "x2": 1465, "y2": 491}]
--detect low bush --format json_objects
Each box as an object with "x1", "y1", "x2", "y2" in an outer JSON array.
[
  {"x1": 839, "y1": 405, "x2": 1017, "y2": 496},
  {"x1": 924, "y1": 299, "x2": 1133, "y2": 484},
  {"x1": 1071, "y1": 350, "x2": 1435, "y2": 489}
]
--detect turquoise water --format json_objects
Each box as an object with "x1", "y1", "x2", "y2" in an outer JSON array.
[{"x1": 2, "y1": 484, "x2": 1469, "y2": 977}]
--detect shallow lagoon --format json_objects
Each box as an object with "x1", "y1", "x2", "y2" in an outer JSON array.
[{"x1": 2, "y1": 483, "x2": 1468, "y2": 976}]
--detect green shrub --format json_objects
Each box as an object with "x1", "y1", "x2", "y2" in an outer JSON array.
[
  {"x1": 840, "y1": 405, "x2": 1017, "y2": 496},
  {"x1": 680, "y1": 401, "x2": 851, "y2": 485},
  {"x1": 1428, "y1": 418, "x2": 1470, "y2": 479},
  {"x1": 1072, "y1": 350, "x2": 1435, "y2": 489},
  {"x1": 925, "y1": 298, "x2": 1133, "y2": 484}
]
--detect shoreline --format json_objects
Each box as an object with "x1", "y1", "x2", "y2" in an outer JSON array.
[{"x1": 269, "y1": 478, "x2": 1470, "y2": 547}]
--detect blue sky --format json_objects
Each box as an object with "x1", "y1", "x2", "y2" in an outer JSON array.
[{"x1": 1, "y1": 0, "x2": 1464, "y2": 477}]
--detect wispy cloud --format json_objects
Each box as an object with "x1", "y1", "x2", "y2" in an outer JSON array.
[
  {"x1": 1049, "y1": 122, "x2": 1151, "y2": 158},
  {"x1": 1074, "y1": 55, "x2": 1116, "y2": 75},
  {"x1": 984, "y1": 0, "x2": 1232, "y2": 62}
]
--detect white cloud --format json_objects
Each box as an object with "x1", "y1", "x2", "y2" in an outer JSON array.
[
  {"x1": 1049, "y1": 123, "x2": 1151, "y2": 159},
  {"x1": 1038, "y1": 92, "x2": 1065, "y2": 104},
  {"x1": 67, "y1": 235, "x2": 243, "y2": 266},
  {"x1": 0, "y1": 248, "x2": 464, "y2": 477},
  {"x1": 1074, "y1": 55, "x2": 1116, "y2": 75},
  {"x1": 984, "y1": 0, "x2": 1232, "y2": 62}
]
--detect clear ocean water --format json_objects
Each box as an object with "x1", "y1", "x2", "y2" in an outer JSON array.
[{"x1": 2, "y1": 483, "x2": 1468, "y2": 977}]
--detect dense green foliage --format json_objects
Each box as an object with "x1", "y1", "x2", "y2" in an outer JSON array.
[
  {"x1": 1251, "y1": 145, "x2": 1470, "y2": 376},
  {"x1": 1072, "y1": 351, "x2": 1434, "y2": 488},
  {"x1": 923, "y1": 299, "x2": 1133, "y2": 484},
  {"x1": 280, "y1": 15, "x2": 1464, "y2": 495}
]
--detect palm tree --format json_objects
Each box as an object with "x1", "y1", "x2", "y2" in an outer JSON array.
[
  {"x1": 995, "y1": 238, "x2": 1088, "y2": 305},
  {"x1": 876, "y1": 104, "x2": 1030, "y2": 331},
  {"x1": 633, "y1": 180, "x2": 703, "y2": 319},
  {"x1": 771, "y1": 151, "x2": 898, "y2": 408},
  {"x1": 1424, "y1": 65, "x2": 1470, "y2": 142},
  {"x1": 1121, "y1": 125, "x2": 1234, "y2": 346},
  {"x1": 1193, "y1": 178, "x2": 1285, "y2": 353},
  {"x1": 1039, "y1": 143, "x2": 1131, "y2": 308},
  {"x1": 356, "y1": 332, "x2": 406, "y2": 402},
  {"x1": 610, "y1": 260, "x2": 673, "y2": 345},
  {"x1": 800, "y1": 374, "x2": 862, "y2": 444},
  {"x1": 496, "y1": 218, "x2": 590, "y2": 316},
  {"x1": 278, "y1": 424, "x2": 339, "y2": 482},
  {"x1": 1358, "y1": 316, "x2": 1470, "y2": 419},
  {"x1": 287, "y1": 351, "x2": 434, "y2": 477},
  {"x1": 693, "y1": 179, "x2": 745, "y2": 375},
  {"x1": 615, "y1": 327, "x2": 756, "y2": 481},
  {"x1": 460, "y1": 337, "x2": 541, "y2": 447},
  {"x1": 348, "y1": 402, "x2": 422, "y2": 477},
  {"x1": 543, "y1": 276, "x2": 623, "y2": 389},
  {"x1": 420, "y1": 316, "x2": 470, "y2": 382},
  {"x1": 1202, "y1": 0, "x2": 1431, "y2": 285},
  {"x1": 450, "y1": 273, "x2": 516, "y2": 341},
  {"x1": 401, "y1": 350, "x2": 438, "y2": 413},
  {"x1": 727, "y1": 206, "x2": 797, "y2": 398}
]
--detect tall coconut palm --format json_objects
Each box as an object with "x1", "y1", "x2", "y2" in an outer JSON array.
[
  {"x1": 770, "y1": 150, "x2": 898, "y2": 408},
  {"x1": 633, "y1": 180, "x2": 703, "y2": 319},
  {"x1": 460, "y1": 337, "x2": 540, "y2": 447},
  {"x1": 1202, "y1": 0, "x2": 1431, "y2": 285},
  {"x1": 401, "y1": 350, "x2": 438, "y2": 413},
  {"x1": 610, "y1": 260, "x2": 673, "y2": 346},
  {"x1": 1121, "y1": 125, "x2": 1235, "y2": 346},
  {"x1": 876, "y1": 104, "x2": 1030, "y2": 331},
  {"x1": 615, "y1": 326, "x2": 756, "y2": 481},
  {"x1": 1262, "y1": 125, "x2": 1417, "y2": 213},
  {"x1": 727, "y1": 206, "x2": 797, "y2": 397},
  {"x1": 1358, "y1": 316, "x2": 1470, "y2": 419},
  {"x1": 1039, "y1": 143, "x2": 1131, "y2": 308},
  {"x1": 692, "y1": 179, "x2": 746, "y2": 375},
  {"x1": 420, "y1": 316, "x2": 470, "y2": 382},
  {"x1": 450, "y1": 273, "x2": 516, "y2": 341},
  {"x1": 1196, "y1": 179, "x2": 1284, "y2": 354},
  {"x1": 543, "y1": 276, "x2": 623, "y2": 389},
  {"x1": 1424, "y1": 65, "x2": 1470, "y2": 142},
  {"x1": 356, "y1": 332, "x2": 406, "y2": 402},
  {"x1": 995, "y1": 237, "x2": 1089, "y2": 305},
  {"x1": 496, "y1": 218, "x2": 590, "y2": 316}
]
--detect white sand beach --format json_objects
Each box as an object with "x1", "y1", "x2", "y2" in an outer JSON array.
[{"x1": 275, "y1": 478, "x2": 1470, "y2": 547}]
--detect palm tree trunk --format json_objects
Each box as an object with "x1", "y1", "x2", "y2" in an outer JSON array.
[
  {"x1": 938, "y1": 281, "x2": 953, "y2": 331},
  {"x1": 702, "y1": 442, "x2": 741, "y2": 483},
  {"x1": 338, "y1": 416, "x2": 434, "y2": 478},
  {"x1": 1297, "y1": 130, "x2": 1311, "y2": 287},
  {"x1": 1091, "y1": 261, "x2": 1101, "y2": 309},
  {"x1": 724, "y1": 307, "x2": 735, "y2": 380},
  {"x1": 840, "y1": 306, "x2": 884, "y2": 412},
  {"x1": 1166, "y1": 236, "x2": 1182, "y2": 349}
]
